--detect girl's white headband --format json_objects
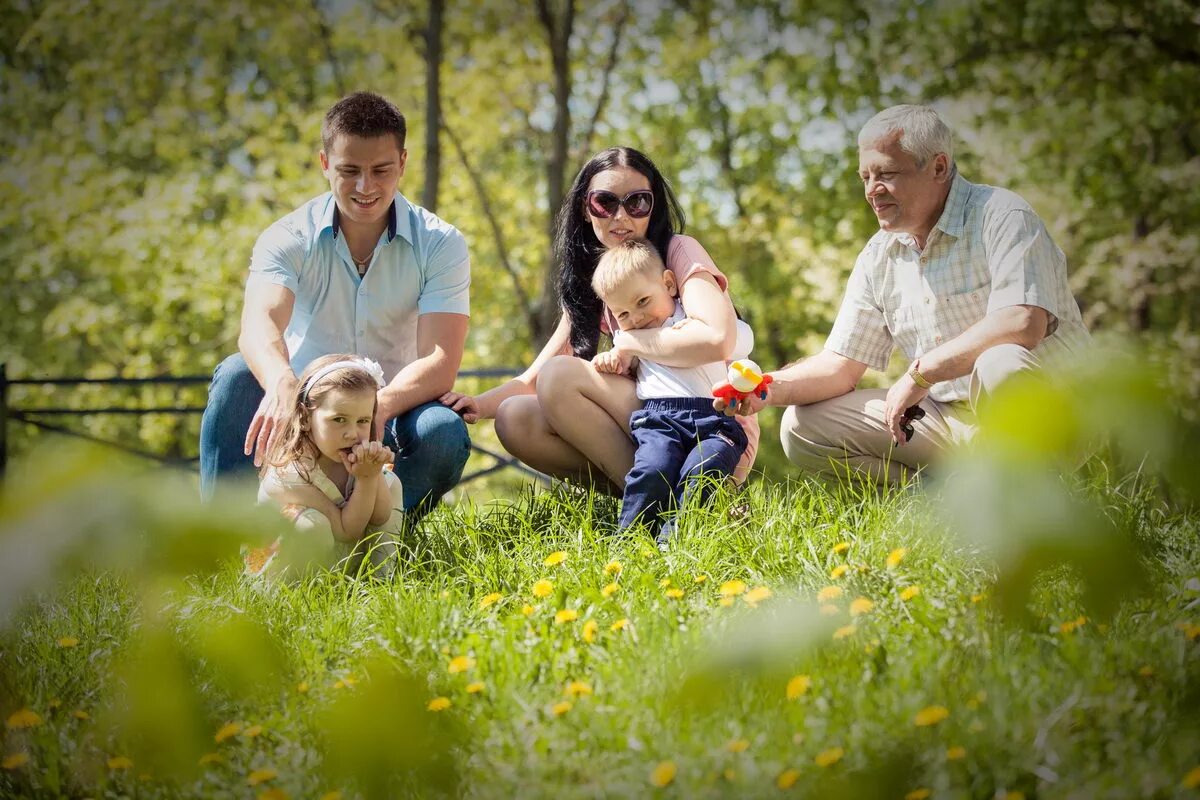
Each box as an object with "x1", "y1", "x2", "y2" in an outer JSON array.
[{"x1": 301, "y1": 358, "x2": 386, "y2": 401}]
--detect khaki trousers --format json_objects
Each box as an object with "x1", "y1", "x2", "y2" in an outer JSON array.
[{"x1": 780, "y1": 344, "x2": 1040, "y2": 485}]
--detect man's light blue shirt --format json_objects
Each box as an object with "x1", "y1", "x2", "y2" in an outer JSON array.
[{"x1": 246, "y1": 192, "x2": 470, "y2": 382}]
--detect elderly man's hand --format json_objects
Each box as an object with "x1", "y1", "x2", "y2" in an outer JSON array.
[
  {"x1": 713, "y1": 382, "x2": 771, "y2": 417},
  {"x1": 883, "y1": 372, "x2": 929, "y2": 446}
]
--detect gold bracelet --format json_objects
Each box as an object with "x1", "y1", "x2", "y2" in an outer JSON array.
[{"x1": 909, "y1": 361, "x2": 933, "y2": 389}]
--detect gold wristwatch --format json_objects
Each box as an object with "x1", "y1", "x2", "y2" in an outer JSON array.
[{"x1": 909, "y1": 360, "x2": 933, "y2": 389}]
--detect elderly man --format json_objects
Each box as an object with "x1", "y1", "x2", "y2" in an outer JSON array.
[
  {"x1": 199, "y1": 91, "x2": 472, "y2": 514},
  {"x1": 721, "y1": 104, "x2": 1089, "y2": 484}
]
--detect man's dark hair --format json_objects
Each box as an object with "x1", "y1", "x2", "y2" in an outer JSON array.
[{"x1": 322, "y1": 92, "x2": 407, "y2": 153}]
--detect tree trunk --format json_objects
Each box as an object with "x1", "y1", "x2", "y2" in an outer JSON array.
[
  {"x1": 535, "y1": 0, "x2": 575, "y2": 345},
  {"x1": 422, "y1": 0, "x2": 444, "y2": 212}
]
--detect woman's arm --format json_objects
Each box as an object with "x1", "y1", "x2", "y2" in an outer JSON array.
[
  {"x1": 616, "y1": 272, "x2": 737, "y2": 368},
  {"x1": 444, "y1": 314, "x2": 573, "y2": 421}
]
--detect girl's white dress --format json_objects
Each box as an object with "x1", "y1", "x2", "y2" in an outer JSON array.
[{"x1": 247, "y1": 461, "x2": 404, "y2": 577}]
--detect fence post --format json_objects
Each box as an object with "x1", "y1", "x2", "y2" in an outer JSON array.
[{"x1": 0, "y1": 363, "x2": 8, "y2": 479}]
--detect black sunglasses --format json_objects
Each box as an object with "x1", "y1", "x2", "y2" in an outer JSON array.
[
  {"x1": 585, "y1": 189, "x2": 654, "y2": 219},
  {"x1": 901, "y1": 404, "x2": 926, "y2": 443}
]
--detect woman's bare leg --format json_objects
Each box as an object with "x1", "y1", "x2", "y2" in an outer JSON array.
[
  {"x1": 536, "y1": 356, "x2": 641, "y2": 486},
  {"x1": 495, "y1": 395, "x2": 621, "y2": 492}
]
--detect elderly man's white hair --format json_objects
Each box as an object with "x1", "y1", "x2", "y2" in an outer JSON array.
[{"x1": 858, "y1": 105, "x2": 954, "y2": 168}]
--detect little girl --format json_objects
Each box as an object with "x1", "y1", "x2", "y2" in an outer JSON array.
[{"x1": 245, "y1": 353, "x2": 403, "y2": 577}]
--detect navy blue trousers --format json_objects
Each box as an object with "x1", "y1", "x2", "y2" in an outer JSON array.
[{"x1": 618, "y1": 397, "x2": 748, "y2": 536}]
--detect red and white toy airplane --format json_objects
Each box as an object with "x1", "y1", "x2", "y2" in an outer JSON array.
[{"x1": 712, "y1": 359, "x2": 773, "y2": 404}]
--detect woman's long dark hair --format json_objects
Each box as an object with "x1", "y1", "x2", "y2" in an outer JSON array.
[{"x1": 553, "y1": 147, "x2": 686, "y2": 359}]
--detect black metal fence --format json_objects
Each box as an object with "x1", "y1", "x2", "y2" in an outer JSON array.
[{"x1": 0, "y1": 363, "x2": 546, "y2": 486}]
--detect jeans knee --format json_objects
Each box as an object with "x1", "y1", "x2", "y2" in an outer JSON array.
[{"x1": 209, "y1": 353, "x2": 259, "y2": 397}]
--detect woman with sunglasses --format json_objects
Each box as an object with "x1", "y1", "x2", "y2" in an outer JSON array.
[{"x1": 439, "y1": 147, "x2": 758, "y2": 492}]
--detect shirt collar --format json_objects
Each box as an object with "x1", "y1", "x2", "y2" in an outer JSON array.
[
  {"x1": 324, "y1": 193, "x2": 408, "y2": 244},
  {"x1": 932, "y1": 169, "x2": 970, "y2": 240}
]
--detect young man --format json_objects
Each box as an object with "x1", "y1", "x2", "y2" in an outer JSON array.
[
  {"x1": 719, "y1": 104, "x2": 1089, "y2": 484},
  {"x1": 200, "y1": 92, "x2": 471, "y2": 516}
]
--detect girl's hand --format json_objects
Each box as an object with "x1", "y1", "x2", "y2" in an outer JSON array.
[
  {"x1": 439, "y1": 390, "x2": 480, "y2": 424},
  {"x1": 345, "y1": 440, "x2": 394, "y2": 478}
]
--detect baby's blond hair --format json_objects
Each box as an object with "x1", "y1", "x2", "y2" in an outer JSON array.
[{"x1": 591, "y1": 238, "x2": 665, "y2": 301}]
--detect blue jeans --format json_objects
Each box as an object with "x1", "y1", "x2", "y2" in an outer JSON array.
[
  {"x1": 198, "y1": 353, "x2": 470, "y2": 518},
  {"x1": 618, "y1": 397, "x2": 748, "y2": 540}
]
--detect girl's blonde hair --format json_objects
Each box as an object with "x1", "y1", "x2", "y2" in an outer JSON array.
[{"x1": 262, "y1": 353, "x2": 381, "y2": 480}]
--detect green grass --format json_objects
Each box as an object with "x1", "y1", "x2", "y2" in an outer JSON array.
[{"x1": 2, "y1": 464, "x2": 1199, "y2": 799}]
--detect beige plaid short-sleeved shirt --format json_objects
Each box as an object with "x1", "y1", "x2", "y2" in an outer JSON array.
[{"x1": 825, "y1": 172, "x2": 1090, "y2": 403}]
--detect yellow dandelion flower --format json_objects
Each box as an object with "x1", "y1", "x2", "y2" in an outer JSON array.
[
  {"x1": 319, "y1": 792, "x2": 344, "y2": 800},
  {"x1": 611, "y1": 618, "x2": 630, "y2": 632},
  {"x1": 786, "y1": 674, "x2": 811, "y2": 700},
  {"x1": 108, "y1": 756, "x2": 134, "y2": 770},
  {"x1": 665, "y1": 588, "x2": 685, "y2": 599},
  {"x1": 849, "y1": 597, "x2": 874, "y2": 617},
  {"x1": 601, "y1": 582, "x2": 620, "y2": 598},
  {"x1": 72, "y1": 710, "x2": 90, "y2": 721},
  {"x1": 817, "y1": 585, "x2": 843, "y2": 602},
  {"x1": 1183, "y1": 766, "x2": 1200, "y2": 789},
  {"x1": 832, "y1": 541, "x2": 850, "y2": 555},
  {"x1": 718, "y1": 597, "x2": 736, "y2": 607},
  {"x1": 427, "y1": 697, "x2": 451, "y2": 712},
  {"x1": 551, "y1": 701, "x2": 572, "y2": 716},
  {"x1": 242, "y1": 725, "x2": 263, "y2": 738},
  {"x1": 905, "y1": 789, "x2": 932, "y2": 800},
  {"x1": 719, "y1": 579, "x2": 747, "y2": 597},
  {"x1": 649, "y1": 760, "x2": 677, "y2": 787},
  {"x1": 659, "y1": 577, "x2": 672, "y2": 588},
  {"x1": 830, "y1": 564, "x2": 849, "y2": 580},
  {"x1": 57, "y1": 636, "x2": 79, "y2": 648},
  {"x1": 448, "y1": 655, "x2": 475, "y2": 674},
  {"x1": 694, "y1": 575, "x2": 708, "y2": 584},
  {"x1": 532, "y1": 579, "x2": 554, "y2": 598},
  {"x1": 521, "y1": 604, "x2": 536, "y2": 616},
  {"x1": 258, "y1": 788, "x2": 289, "y2": 800},
  {"x1": 214, "y1": 721, "x2": 242, "y2": 743},
  {"x1": 900, "y1": 585, "x2": 921, "y2": 601},
  {"x1": 886, "y1": 547, "x2": 907, "y2": 569},
  {"x1": 5, "y1": 709, "x2": 42, "y2": 730},
  {"x1": 565, "y1": 680, "x2": 593, "y2": 698},
  {"x1": 554, "y1": 608, "x2": 579, "y2": 624},
  {"x1": 819, "y1": 603, "x2": 840, "y2": 616},
  {"x1": 544, "y1": 550, "x2": 568, "y2": 567},
  {"x1": 970, "y1": 593, "x2": 985, "y2": 603},
  {"x1": 198, "y1": 752, "x2": 223, "y2": 766},
  {"x1": 2, "y1": 752, "x2": 29, "y2": 770},
  {"x1": 465, "y1": 682, "x2": 485, "y2": 694},
  {"x1": 913, "y1": 705, "x2": 950, "y2": 727},
  {"x1": 296, "y1": 681, "x2": 309, "y2": 694},
  {"x1": 1138, "y1": 665, "x2": 1154, "y2": 678},
  {"x1": 743, "y1": 587, "x2": 771, "y2": 606},
  {"x1": 814, "y1": 746, "x2": 844, "y2": 767},
  {"x1": 726, "y1": 738, "x2": 750, "y2": 753},
  {"x1": 946, "y1": 745, "x2": 966, "y2": 760},
  {"x1": 479, "y1": 592, "x2": 503, "y2": 609},
  {"x1": 833, "y1": 624, "x2": 857, "y2": 640},
  {"x1": 604, "y1": 560, "x2": 623, "y2": 575},
  {"x1": 777, "y1": 768, "x2": 800, "y2": 789},
  {"x1": 247, "y1": 767, "x2": 277, "y2": 786},
  {"x1": 581, "y1": 619, "x2": 599, "y2": 643}
]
